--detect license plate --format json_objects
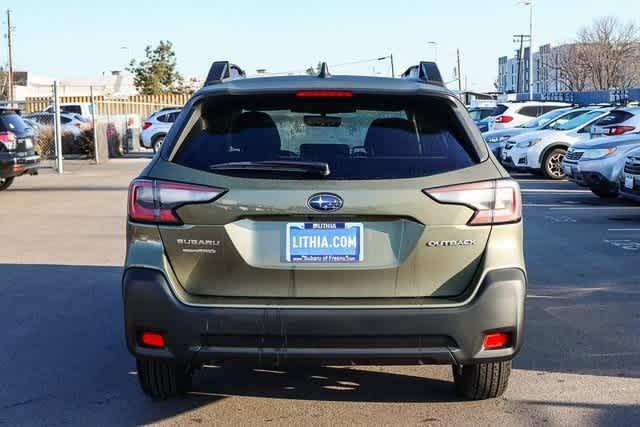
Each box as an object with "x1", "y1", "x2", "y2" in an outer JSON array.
[
  {"x1": 286, "y1": 223, "x2": 363, "y2": 263},
  {"x1": 625, "y1": 174, "x2": 635, "y2": 189}
]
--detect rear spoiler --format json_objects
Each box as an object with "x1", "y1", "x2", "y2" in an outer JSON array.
[
  {"x1": 401, "y1": 62, "x2": 444, "y2": 87},
  {"x1": 204, "y1": 61, "x2": 246, "y2": 86}
]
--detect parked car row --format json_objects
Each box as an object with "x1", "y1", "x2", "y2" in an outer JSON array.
[
  {"x1": 483, "y1": 105, "x2": 640, "y2": 201},
  {"x1": 0, "y1": 108, "x2": 40, "y2": 191},
  {"x1": 140, "y1": 107, "x2": 181, "y2": 152}
]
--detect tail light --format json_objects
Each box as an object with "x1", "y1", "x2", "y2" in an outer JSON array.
[
  {"x1": 142, "y1": 121, "x2": 153, "y2": 130},
  {"x1": 423, "y1": 179, "x2": 522, "y2": 226},
  {"x1": 495, "y1": 115, "x2": 514, "y2": 124},
  {"x1": 74, "y1": 123, "x2": 83, "y2": 128},
  {"x1": 605, "y1": 125, "x2": 635, "y2": 136},
  {"x1": 128, "y1": 179, "x2": 227, "y2": 224},
  {"x1": 0, "y1": 131, "x2": 16, "y2": 150}
]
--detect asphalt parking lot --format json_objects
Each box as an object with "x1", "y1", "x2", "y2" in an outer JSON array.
[{"x1": 1, "y1": 159, "x2": 639, "y2": 426}]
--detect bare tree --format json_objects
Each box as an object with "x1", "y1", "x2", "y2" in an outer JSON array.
[
  {"x1": 548, "y1": 43, "x2": 590, "y2": 92},
  {"x1": 577, "y1": 17, "x2": 640, "y2": 90}
]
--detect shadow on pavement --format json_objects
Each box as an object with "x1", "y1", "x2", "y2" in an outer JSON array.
[{"x1": 0, "y1": 263, "x2": 639, "y2": 424}]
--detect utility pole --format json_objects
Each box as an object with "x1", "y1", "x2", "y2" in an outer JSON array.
[
  {"x1": 390, "y1": 53, "x2": 395, "y2": 78},
  {"x1": 6, "y1": 10, "x2": 14, "y2": 104},
  {"x1": 376, "y1": 55, "x2": 395, "y2": 78},
  {"x1": 456, "y1": 49, "x2": 462, "y2": 92}
]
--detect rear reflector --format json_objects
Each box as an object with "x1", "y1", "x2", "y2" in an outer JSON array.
[
  {"x1": 296, "y1": 90, "x2": 353, "y2": 98},
  {"x1": 495, "y1": 115, "x2": 513, "y2": 124},
  {"x1": 140, "y1": 332, "x2": 165, "y2": 348},
  {"x1": 423, "y1": 179, "x2": 522, "y2": 226},
  {"x1": 483, "y1": 332, "x2": 512, "y2": 350},
  {"x1": 128, "y1": 179, "x2": 227, "y2": 225}
]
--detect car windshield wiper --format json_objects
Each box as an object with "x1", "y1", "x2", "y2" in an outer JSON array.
[{"x1": 209, "y1": 161, "x2": 331, "y2": 176}]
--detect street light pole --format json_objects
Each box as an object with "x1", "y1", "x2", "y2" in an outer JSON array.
[
  {"x1": 528, "y1": 1, "x2": 533, "y2": 100},
  {"x1": 519, "y1": 0, "x2": 534, "y2": 100},
  {"x1": 427, "y1": 41, "x2": 438, "y2": 62}
]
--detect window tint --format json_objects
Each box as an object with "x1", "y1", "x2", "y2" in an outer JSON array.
[
  {"x1": 542, "y1": 110, "x2": 589, "y2": 129},
  {"x1": 596, "y1": 111, "x2": 634, "y2": 126},
  {"x1": 520, "y1": 108, "x2": 570, "y2": 129},
  {"x1": 171, "y1": 95, "x2": 479, "y2": 180},
  {"x1": 518, "y1": 106, "x2": 539, "y2": 117},
  {"x1": 157, "y1": 113, "x2": 178, "y2": 123},
  {"x1": 61, "y1": 105, "x2": 82, "y2": 115},
  {"x1": 0, "y1": 111, "x2": 29, "y2": 133},
  {"x1": 468, "y1": 109, "x2": 493, "y2": 121},
  {"x1": 491, "y1": 105, "x2": 508, "y2": 116},
  {"x1": 541, "y1": 105, "x2": 562, "y2": 113},
  {"x1": 550, "y1": 110, "x2": 603, "y2": 131}
]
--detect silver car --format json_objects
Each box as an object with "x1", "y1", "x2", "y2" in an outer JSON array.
[
  {"x1": 563, "y1": 133, "x2": 640, "y2": 197},
  {"x1": 484, "y1": 107, "x2": 580, "y2": 159}
]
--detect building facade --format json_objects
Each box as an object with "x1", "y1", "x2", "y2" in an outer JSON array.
[{"x1": 496, "y1": 44, "x2": 565, "y2": 95}]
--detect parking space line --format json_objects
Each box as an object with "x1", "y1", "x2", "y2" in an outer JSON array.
[
  {"x1": 524, "y1": 204, "x2": 640, "y2": 210},
  {"x1": 521, "y1": 189, "x2": 593, "y2": 193}
]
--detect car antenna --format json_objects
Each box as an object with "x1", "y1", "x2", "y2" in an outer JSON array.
[{"x1": 317, "y1": 62, "x2": 331, "y2": 79}]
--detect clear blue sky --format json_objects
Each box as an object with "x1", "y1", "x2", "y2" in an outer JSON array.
[{"x1": 3, "y1": 0, "x2": 640, "y2": 91}]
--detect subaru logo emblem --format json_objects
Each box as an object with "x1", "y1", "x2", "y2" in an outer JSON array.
[{"x1": 307, "y1": 193, "x2": 343, "y2": 212}]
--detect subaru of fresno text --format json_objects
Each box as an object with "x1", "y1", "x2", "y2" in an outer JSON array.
[{"x1": 123, "y1": 61, "x2": 526, "y2": 400}]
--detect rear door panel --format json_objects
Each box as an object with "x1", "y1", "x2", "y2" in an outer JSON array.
[{"x1": 153, "y1": 160, "x2": 496, "y2": 299}]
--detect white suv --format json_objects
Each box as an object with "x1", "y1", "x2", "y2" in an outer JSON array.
[
  {"x1": 501, "y1": 108, "x2": 614, "y2": 179},
  {"x1": 590, "y1": 107, "x2": 640, "y2": 137},
  {"x1": 140, "y1": 108, "x2": 181, "y2": 152},
  {"x1": 490, "y1": 101, "x2": 571, "y2": 130}
]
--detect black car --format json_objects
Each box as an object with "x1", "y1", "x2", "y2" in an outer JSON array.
[{"x1": 0, "y1": 108, "x2": 40, "y2": 191}]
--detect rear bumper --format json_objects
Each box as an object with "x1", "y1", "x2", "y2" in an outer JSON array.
[
  {"x1": 123, "y1": 268, "x2": 526, "y2": 366},
  {"x1": 0, "y1": 153, "x2": 41, "y2": 179}
]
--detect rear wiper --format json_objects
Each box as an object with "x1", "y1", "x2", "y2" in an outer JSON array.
[{"x1": 209, "y1": 161, "x2": 330, "y2": 176}]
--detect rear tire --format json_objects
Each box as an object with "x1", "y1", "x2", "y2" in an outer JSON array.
[
  {"x1": 453, "y1": 360, "x2": 511, "y2": 400},
  {"x1": 136, "y1": 358, "x2": 192, "y2": 399},
  {"x1": 152, "y1": 135, "x2": 165, "y2": 153},
  {"x1": 591, "y1": 188, "x2": 618, "y2": 198},
  {"x1": 542, "y1": 148, "x2": 567, "y2": 180},
  {"x1": 0, "y1": 177, "x2": 14, "y2": 191}
]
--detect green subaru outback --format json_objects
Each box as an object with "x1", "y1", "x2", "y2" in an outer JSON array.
[{"x1": 123, "y1": 61, "x2": 526, "y2": 400}]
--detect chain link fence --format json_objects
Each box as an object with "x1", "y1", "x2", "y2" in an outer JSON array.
[{"x1": 12, "y1": 84, "x2": 189, "y2": 172}]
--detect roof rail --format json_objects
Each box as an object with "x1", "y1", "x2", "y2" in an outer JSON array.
[
  {"x1": 401, "y1": 61, "x2": 444, "y2": 87},
  {"x1": 204, "y1": 61, "x2": 246, "y2": 86}
]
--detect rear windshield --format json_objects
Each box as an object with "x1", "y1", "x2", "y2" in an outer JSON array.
[
  {"x1": 468, "y1": 108, "x2": 493, "y2": 121},
  {"x1": 596, "y1": 110, "x2": 634, "y2": 126},
  {"x1": 61, "y1": 105, "x2": 82, "y2": 115},
  {"x1": 0, "y1": 111, "x2": 29, "y2": 133},
  {"x1": 491, "y1": 104, "x2": 508, "y2": 116},
  {"x1": 170, "y1": 94, "x2": 480, "y2": 180}
]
